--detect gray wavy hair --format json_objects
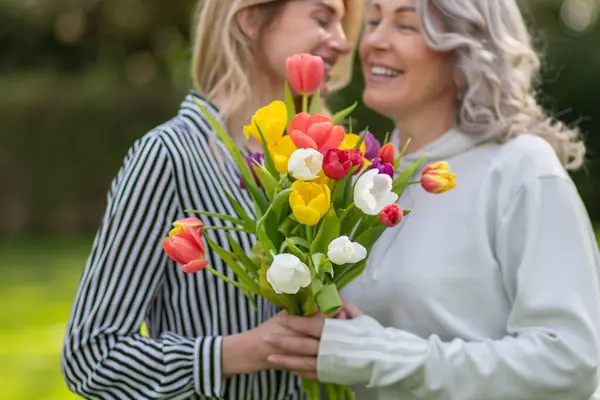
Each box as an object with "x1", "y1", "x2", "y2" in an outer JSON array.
[{"x1": 418, "y1": 0, "x2": 585, "y2": 170}]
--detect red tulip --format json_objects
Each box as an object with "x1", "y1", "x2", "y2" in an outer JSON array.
[
  {"x1": 322, "y1": 148, "x2": 364, "y2": 180},
  {"x1": 286, "y1": 53, "x2": 325, "y2": 95},
  {"x1": 376, "y1": 143, "x2": 396, "y2": 165},
  {"x1": 289, "y1": 112, "x2": 345, "y2": 153},
  {"x1": 379, "y1": 204, "x2": 403, "y2": 227},
  {"x1": 162, "y1": 217, "x2": 209, "y2": 273}
]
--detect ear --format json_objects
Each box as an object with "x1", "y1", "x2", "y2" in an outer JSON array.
[{"x1": 236, "y1": 7, "x2": 260, "y2": 40}]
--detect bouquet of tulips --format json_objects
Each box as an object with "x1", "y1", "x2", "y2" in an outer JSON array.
[{"x1": 162, "y1": 53, "x2": 456, "y2": 400}]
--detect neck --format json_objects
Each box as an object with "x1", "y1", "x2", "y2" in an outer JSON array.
[{"x1": 393, "y1": 96, "x2": 456, "y2": 154}]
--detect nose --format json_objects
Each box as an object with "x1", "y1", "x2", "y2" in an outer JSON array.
[
  {"x1": 362, "y1": 23, "x2": 392, "y2": 52},
  {"x1": 327, "y1": 24, "x2": 351, "y2": 55}
]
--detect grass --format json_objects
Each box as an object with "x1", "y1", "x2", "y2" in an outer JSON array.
[{"x1": 1, "y1": 231, "x2": 599, "y2": 399}]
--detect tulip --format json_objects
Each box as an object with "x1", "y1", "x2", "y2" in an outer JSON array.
[
  {"x1": 421, "y1": 161, "x2": 456, "y2": 194},
  {"x1": 379, "y1": 203, "x2": 403, "y2": 227},
  {"x1": 270, "y1": 135, "x2": 297, "y2": 174},
  {"x1": 376, "y1": 143, "x2": 396, "y2": 165},
  {"x1": 287, "y1": 148, "x2": 323, "y2": 181},
  {"x1": 239, "y1": 152, "x2": 264, "y2": 189},
  {"x1": 162, "y1": 217, "x2": 209, "y2": 273},
  {"x1": 266, "y1": 253, "x2": 312, "y2": 294},
  {"x1": 370, "y1": 157, "x2": 394, "y2": 179},
  {"x1": 288, "y1": 112, "x2": 345, "y2": 153},
  {"x1": 242, "y1": 101, "x2": 287, "y2": 147},
  {"x1": 338, "y1": 133, "x2": 367, "y2": 155},
  {"x1": 322, "y1": 148, "x2": 363, "y2": 180},
  {"x1": 285, "y1": 53, "x2": 325, "y2": 96},
  {"x1": 327, "y1": 236, "x2": 367, "y2": 265},
  {"x1": 289, "y1": 180, "x2": 331, "y2": 226},
  {"x1": 354, "y1": 169, "x2": 399, "y2": 215},
  {"x1": 362, "y1": 131, "x2": 381, "y2": 160}
]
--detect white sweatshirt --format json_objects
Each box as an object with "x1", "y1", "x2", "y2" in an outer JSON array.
[{"x1": 317, "y1": 129, "x2": 600, "y2": 399}]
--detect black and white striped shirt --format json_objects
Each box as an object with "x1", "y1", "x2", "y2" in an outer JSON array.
[{"x1": 62, "y1": 91, "x2": 303, "y2": 399}]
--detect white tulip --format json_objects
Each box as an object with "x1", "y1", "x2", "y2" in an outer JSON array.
[
  {"x1": 354, "y1": 169, "x2": 399, "y2": 215},
  {"x1": 327, "y1": 236, "x2": 367, "y2": 265},
  {"x1": 287, "y1": 148, "x2": 323, "y2": 181},
  {"x1": 266, "y1": 253, "x2": 311, "y2": 294}
]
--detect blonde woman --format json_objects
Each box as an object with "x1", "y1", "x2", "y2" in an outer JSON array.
[
  {"x1": 61, "y1": 0, "x2": 362, "y2": 398},
  {"x1": 266, "y1": 0, "x2": 600, "y2": 399}
]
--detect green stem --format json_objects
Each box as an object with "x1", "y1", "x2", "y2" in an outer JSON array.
[
  {"x1": 302, "y1": 94, "x2": 308, "y2": 113},
  {"x1": 339, "y1": 202, "x2": 355, "y2": 222},
  {"x1": 306, "y1": 225, "x2": 314, "y2": 244},
  {"x1": 205, "y1": 266, "x2": 251, "y2": 291},
  {"x1": 408, "y1": 180, "x2": 421, "y2": 185}
]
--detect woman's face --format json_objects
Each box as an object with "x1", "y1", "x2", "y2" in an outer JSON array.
[
  {"x1": 359, "y1": 0, "x2": 456, "y2": 119},
  {"x1": 256, "y1": 0, "x2": 352, "y2": 95}
]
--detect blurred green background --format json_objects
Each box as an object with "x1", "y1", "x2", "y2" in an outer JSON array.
[{"x1": 0, "y1": 0, "x2": 599, "y2": 398}]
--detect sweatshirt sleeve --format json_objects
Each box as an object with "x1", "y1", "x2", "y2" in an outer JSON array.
[
  {"x1": 61, "y1": 134, "x2": 225, "y2": 399},
  {"x1": 317, "y1": 176, "x2": 600, "y2": 399}
]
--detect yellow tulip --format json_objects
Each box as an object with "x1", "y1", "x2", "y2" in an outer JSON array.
[
  {"x1": 270, "y1": 135, "x2": 297, "y2": 174},
  {"x1": 289, "y1": 180, "x2": 331, "y2": 226},
  {"x1": 339, "y1": 133, "x2": 367, "y2": 154},
  {"x1": 243, "y1": 100, "x2": 288, "y2": 146}
]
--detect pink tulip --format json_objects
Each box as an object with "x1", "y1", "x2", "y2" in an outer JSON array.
[
  {"x1": 285, "y1": 54, "x2": 325, "y2": 95},
  {"x1": 162, "y1": 217, "x2": 209, "y2": 273},
  {"x1": 288, "y1": 112, "x2": 345, "y2": 153},
  {"x1": 420, "y1": 161, "x2": 456, "y2": 194}
]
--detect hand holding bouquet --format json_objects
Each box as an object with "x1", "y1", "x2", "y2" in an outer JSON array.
[{"x1": 162, "y1": 53, "x2": 455, "y2": 399}]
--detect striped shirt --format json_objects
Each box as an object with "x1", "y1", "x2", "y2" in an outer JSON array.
[{"x1": 62, "y1": 91, "x2": 303, "y2": 399}]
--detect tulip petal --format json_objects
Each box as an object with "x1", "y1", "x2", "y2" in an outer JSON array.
[
  {"x1": 181, "y1": 259, "x2": 209, "y2": 273},
  {"x1": 162, "y1": 237, "x2": 187, "y2": 265},
  {"x1": 321, "y1": 125, "x2": 346, "y2": 152},
  {"x1": 292, "y1": 206, "x2": 322, "y2": 226},
  {"x1": 289, "y1": 112, "x2": 311, "y2": 134},
  {"x1": 290, "y1": 129, "x2": 318, "y2": 150},
  {"x1": 307, "y1": 122, "x2": 333, "y2": 149}
]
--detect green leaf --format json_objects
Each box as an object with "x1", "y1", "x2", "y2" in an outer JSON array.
[
  {"x1": 280, "y1": 236, "x2": 310, "y2": 253},
  {"x1": 223, "y1": 191, "x2": 256, "y2": 232},
  {"x1": 273, "y1": 188, "x2": 294, "y2": 221},
  {"x1": 333, "y1": 171, "x2": 355, "y2": 210},
  {"x1": 393, "y1": 154, "x2": 428, "y2": 198},
  {"x1": 335, "y1": 224, "x2": 386, "y2": 289},
  {"x1": 331, "y1": 102, "x2": 358, "y2": 126},
  {"x1": 225, "y1": 233, "x2": 260, "y2": 279},
  {"x1": 204, "y1": 235, "x2": 261, "y2": 293},
  {"x1": 253, "y1": 163, "x2": 280, "y2": 201},
  {"x1": 308, "y1": 89, "x2": 320, "y2": 115},
  {"x1": 340, "y1": 206, "x2": 363, "y2": 236},
  {"x1": 254, "y1": 123, "x2": 280, "y2": 178},
  {"x1": 278, "y1": 216, "x2": 295, "y2": 237},
  {"x1": 311, "y1": 252, "x2": 334, "y2": 279},
  {"x1": 196, "y1": 100, "x2": 269, "y2": 216},
  {"x1": 184, "y1": 209, "x2": 245, "y2": 226},
  {"x1": 284, "y1": 82, "x2": 296, "y2": 130},
  {"x1": 284, "y1": 238, "x2": 309, "y2": 264},
  {"x1": 310, "y1": 207, "x2": 340, "y2": 255}
]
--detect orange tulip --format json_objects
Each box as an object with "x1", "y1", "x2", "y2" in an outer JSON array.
[
  {"x1": 285, "y1": 53, "x2": 325, "y2": 95},
  {"x1": 162, "y1": 217, "x2": 209, "y2": 273},
  {"x1": 376, "y1": 143, "x2": 396, "y2": 165}
]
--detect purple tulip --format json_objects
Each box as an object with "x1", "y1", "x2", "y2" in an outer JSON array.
[
  {"x1": 239, "y1": 152, "x2": 264, "y2": 189},
  {"x1": 370, "y1": 157, "x2": 394, "y2": 179},
  {"x1": 362, "y1": 131, "x2": 381, "y2": 160}
]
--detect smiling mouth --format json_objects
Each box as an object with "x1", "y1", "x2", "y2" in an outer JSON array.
[{"x1": 370, "y1": 66, "x2": 403, "y2": 77}]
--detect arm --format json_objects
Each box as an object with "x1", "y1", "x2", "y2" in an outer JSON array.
[
  {"x1": 61, "y1": 135, "x2": 225, "y2": 399},
  {"x1": 318, "y1": 176, "x2": 600, "y2": 399}
]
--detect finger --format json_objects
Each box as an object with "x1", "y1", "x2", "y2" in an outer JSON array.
[
  {"x1": 267, "y1": 354, "x2": 317, "y2": 373},
  {"x1": 279, "y1": 314, "x2": 324, "y2": 338},
  {"x1": 293, "y1": 370, "x2": 318, "y2": 380},
  {"x1": 265, "y1": 335, "x2": 319, "y2": 356}
]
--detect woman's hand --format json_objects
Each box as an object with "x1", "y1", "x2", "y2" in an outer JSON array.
[{"x1": 265, "y1": 300, "x2": 365, "y2": 379}]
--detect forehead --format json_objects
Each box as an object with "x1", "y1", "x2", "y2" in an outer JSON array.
[
  {"x1": 315, "y1": 0, "x2": 346, "y2": 15},
  {"x1": 367, "y1": 0, "x2": 416, "y2": 10}
]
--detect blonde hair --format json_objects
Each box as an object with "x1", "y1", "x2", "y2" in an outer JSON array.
[
  {"x1": 191, "y1": 0, "x2": 364, "y2": 119},
  {"x1": 418, "y1": 0, "x2": 585, "y2": 170}
]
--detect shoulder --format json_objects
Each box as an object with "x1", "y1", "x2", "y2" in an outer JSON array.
[{"x1": 490, "y1": 133, "x2": 569, "y2": 185}]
